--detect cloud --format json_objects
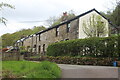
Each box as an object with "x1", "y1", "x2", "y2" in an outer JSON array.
[
  {"x1": 3, "y1": 0, "x2": 71, "y2": 21},
  {"x1": 0, "y1": 21, "x2": 45, "y2": 36},
  {"x1": 1, "y1": 0, "x2": 114, "y2": 36}
]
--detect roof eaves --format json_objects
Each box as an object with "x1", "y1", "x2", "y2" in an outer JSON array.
[{"x1": 36, "y1": 8, "x2": 108, "y2": 35}]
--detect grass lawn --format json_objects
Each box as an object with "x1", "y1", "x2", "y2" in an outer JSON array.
[{"x1": 2, "y1": 61, "x2": 61, "y2": 79}]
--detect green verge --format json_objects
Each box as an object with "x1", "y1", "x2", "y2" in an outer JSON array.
[{"x1": 2, "y1": 61, "x2": 61, "y2": 79}]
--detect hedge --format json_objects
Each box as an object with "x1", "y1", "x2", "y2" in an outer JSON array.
[
  {"x1": 47, "y1": 36, "x2": 119, "y2": 57},
  {"x1": 46, "y1": 56, "x2": 119, "y2": 66},
  {"x1": 23, "y1": 56, "x2": 119, "y2": 66}
]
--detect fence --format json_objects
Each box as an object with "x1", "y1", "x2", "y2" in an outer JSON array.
[
  {"x1": 2, "y1": 51, "x2": 22, "y2": 61},
  {"x1": 2, "y1": 51, "x2": 41, "y2": 61}
]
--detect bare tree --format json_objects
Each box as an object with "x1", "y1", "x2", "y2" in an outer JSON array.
[
  {"x1": 45, "y1": 16, "x2": 59, "y2": 27},
  {"x1": 45, "y1": 10, "x2": 76, "y2": 27},
  {"x1": 0, "y1": 2, "x2": 15, "y2": 25}
]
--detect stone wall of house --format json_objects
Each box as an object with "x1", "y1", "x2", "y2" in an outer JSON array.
[
  {"x1": 14, "y1": 9, "x2": 110, "y2": 56},
  {"x1": 32, "y1": 35, "x2": 37, "y2": 52},
  {"x1": 17, "y1": 41, "x2": 23, "y2": 47},
  {"x1": 36, "y1": 19, "x2": 79, "y2": 55},
  {"x1": 23, "y1": 37, "x2": 31, "y2": 50},
  {"x1": 17, "y1": 35, "x2": 37, "y2": 52},
  {"x1": 68, "y1": 19, "x2": 79, "y2": 39}
]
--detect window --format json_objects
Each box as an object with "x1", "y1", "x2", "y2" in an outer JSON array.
[
  {"x1": 39, "y1": 34, "x2": 41, "y2": 41},
  {"x1": 38, "y1": 45, "x2": 41, "y2": 53},
  {"x1": 67, "y1": 22, "x2": 71, "y2": 32},
  {"x1": 34, "y1": 45, "x2": 36, "y2": 48},
  {"x1": 56, "y1": 27, "x2": 59, "y2": 37},
  {"x1": 33, "y1": 45, "x2": 36, "y2": 52},
  {"x1": 43, "y1": 44, "x2": 45, "y2": 53},
  {"x1": 65, "y1": 38, "x2": 69, "y2": 41}
]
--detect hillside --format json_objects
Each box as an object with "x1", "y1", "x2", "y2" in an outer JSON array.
[{"x1": 1, "y1": 26, "x2": 46, "y2": 48}]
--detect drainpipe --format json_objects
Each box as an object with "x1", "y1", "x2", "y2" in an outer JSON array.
[
  {"x1": 31, "y1": 35, "x2": 33, "y2": 53},
  {"x1": 36, "y1": 34, "x2": 37, "y2": 54}
]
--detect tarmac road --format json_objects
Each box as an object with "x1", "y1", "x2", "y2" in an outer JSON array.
[{"x1": 57, "y1": 64, "x2": 119, "y2": 78}]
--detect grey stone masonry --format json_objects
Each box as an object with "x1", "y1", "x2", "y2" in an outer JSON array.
[
  {"x1": 14, "y1": 9, "x2": 110, "y2": 56},
  {"x1": 36, "y1": 19, "x2": 79, "y2": 55}
]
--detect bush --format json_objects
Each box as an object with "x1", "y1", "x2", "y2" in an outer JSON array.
[
  {"x1": 19, "y1": 46, "x2": 25, "y2": 50},
  {"x1": 46, "y1": 56, "x2": 118, "y2": 66},
  {"x1": 2, "y1": 61, "x2": 61, "y2": 79},
  {"x1": 20, "y1": 50, "x2": 28, "y2": 55},
  {"x1": 47, "y1": 36, "x2": 119, "y2": 57}
]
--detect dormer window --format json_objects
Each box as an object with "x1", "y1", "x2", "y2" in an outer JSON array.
[
  {"x1": 56, "y1": 27, "x2": 59, "y2": 37},
  {"x1": 67, "y1": 22, "x2": 71, "y2": 32}
]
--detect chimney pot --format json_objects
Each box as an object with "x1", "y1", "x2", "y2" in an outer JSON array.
[{"x1": 63, "y1": 12, "x2": 67, "y2": 16}]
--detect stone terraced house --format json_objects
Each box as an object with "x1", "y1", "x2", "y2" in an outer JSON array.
[{"x1": 15, "y1": 9, "x2": 111, "y2": 55}]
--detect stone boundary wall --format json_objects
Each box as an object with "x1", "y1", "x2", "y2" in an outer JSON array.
[{"x1": 2, "y1": 52, "x2": 22, "y2": 61}]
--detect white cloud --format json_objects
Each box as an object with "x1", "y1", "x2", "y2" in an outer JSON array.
[
  {"x1": 0, "y1": 21, "x2": 46, "y2": 36},
  {"x1": 0, "y1": 0, "x2": 114, "y2": 36}
]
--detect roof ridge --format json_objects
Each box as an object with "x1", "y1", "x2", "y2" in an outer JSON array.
[{"x1": 36, "y1": 8, "x2": 104, "y2": 35}]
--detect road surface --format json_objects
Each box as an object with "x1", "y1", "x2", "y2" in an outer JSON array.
[{"x1": 58, "y1": 64, "x2": 119, "y2": 78}]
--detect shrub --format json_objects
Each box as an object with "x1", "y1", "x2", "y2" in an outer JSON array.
[
  {"x1": 46, "y1": 56, "x2": 118, "y2": 66},
  {"x1": 2, "y1": 61, "x2": 61, "y2": 79},
  {"x1": 26, "y1": 61, "x2": 61, "y2": 78},
  {"x1": 19, "y1": 46, "x2": 25, "y2": 50},
  {"x1": 47, "y1": 36, "x2": 119, "y2": 57},
  {"x1": 20, "y1": 50, "x2": 28, "y2": 57},
  {"x1": 40, "y1": 61, "x2": 61, "y2": 78}
]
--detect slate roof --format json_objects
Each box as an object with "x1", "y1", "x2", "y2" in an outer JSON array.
[
  {"x1": 15, "y1": 8, "x2": 111, "y2": 43},
  {"x1": 35, "y1": 8, "x2": 109, "y2": 35}
]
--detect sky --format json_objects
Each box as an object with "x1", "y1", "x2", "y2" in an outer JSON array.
[{"x1": 0, "y1": 0, "x2": 115, "y2": 36}]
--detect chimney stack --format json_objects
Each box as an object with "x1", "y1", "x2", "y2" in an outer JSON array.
[
  {"x1": 62, "y1": 12, "x2": 68, "y2": 22},
  {"x1": 63, "y1": 12, "x2": 67, "y2": 16}
]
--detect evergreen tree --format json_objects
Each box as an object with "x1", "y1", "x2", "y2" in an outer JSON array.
[{"x1": 1, "y1": 26, "x2": 46, "y2": 48}]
